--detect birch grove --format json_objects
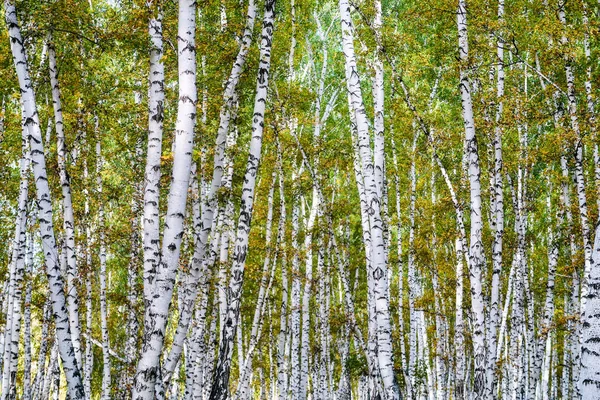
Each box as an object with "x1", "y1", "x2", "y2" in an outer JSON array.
[{"x1": 1, "y1": 0, "x2": 600, "y2": 399}]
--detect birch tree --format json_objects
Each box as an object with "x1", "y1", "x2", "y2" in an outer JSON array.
[{"x1": 4, "y1": 2, "x2": 85, "y2": 397}]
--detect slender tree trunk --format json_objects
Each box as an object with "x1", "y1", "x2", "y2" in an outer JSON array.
[
  {"x1": 32, "y1": 300, "x2": 51, "y2": 400},
  {"x1": 407, "y1": 129, "x2": 418, "y2": 399},
  {"x1": 579, "y1": 221, "x2": 600, "y2": 398},
  {"x1": 392, "y1": 139, "x2": 408, "y2": 393},
  {"x1": 347, "y1": 89, "x2": 379, "y2": 396},
  {"x1": 559, "y1": 0, "x2": 592, "y2": 303},
  {"x1": 134, "y1": 0, "x2": 197, "y2": 397},
  {"x1": 1, "y1": 106, "x2": 29, "y2": 400},
  {"x1": 48, "y1": 35, "x2": 82, "y2": 369},
  {"x1": 456, "y1": 1, "x2": 487, "y2": 397},
  {"x1": 488, "y1": 1, "x2": 504, "y2": 396},
  {"x1": 43, "y1": 341, "x2": 58, "y2": 400},
  {"x1": 235, "y1": 172, "x2": 279, "y2": 400},
  {"x1": 209, "y1": 3, "x2": 275, "y2": 399},
  {"x1": 23, "y1": 230, "x2": 33, "y2": 400},
  {"x1": 126, "y1": 176, "x2": 142, "y2": 393},
  {"x1": 300, "y1": 191, "x2": 318, "y2": 400},
  {"x1": 162, "y1": 2, "x2": 259, "y2": 382},
  {"x1": 338, "y1": 2, "x2": 399, "y2": 398},
  {"x1": 141, "y1": 5, "x2": 164, "y2": 317},
  {"x1": 455, "y1": 237, "x2": 466, "y2": 400},
  {"x1": 579, "y1": 7, "x2": 600, "y2": 379},
  {"x1": 290, "y1": 165, "x2": 303, "y2": 400},
  {"x1": 95, "y1": 118, "x2": 111, "y2": 400},
  {"x1": 137, "y1": 7, "x2": 164, "y2": 393},
  {"x1": 5, "y1": 2, "x2": 84, "y2": 397},
  {"x1": 277, "y1": 152, "x2": 290, "y2": 400},
  {"x1": 83, "y1": 128, "x2": 94, "y2": 400}
]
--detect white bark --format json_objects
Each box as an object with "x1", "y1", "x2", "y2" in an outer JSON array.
[
  {"x1": 32, "y1": 300, "x2": 51, "y2": 400},
  {"x1": 48, "y1": 36, "x2": 82, "y2": 369},
  {"x1": 1, "y1": 108, "x2": 29, "y2": 400},
  {"x1": 488, "y1": 1, "x2": 504, "y2": 395},
  {"x1": 161, "y1": 1, "x2": 259, "y2": 382},
  {"x1": 23, "y1": 231, "x2": 33, "y2": 400},
  {"x1": 5, "y1": 2, "x2": 84, "y2": 397},
  {"x1": 347, "y1": 89, "x2": 379, "y2": 394},
  {"x1": 83, "y1": 130, "x2": 93, "y2": 400},
  {"x1": 276, "y1": 153, "x2": 290, "y2": 400},
  {"x1": 134, "y1": 0, "x2": 197, "y2": 398},
  {"x1": 339, "y1": 2, "x2": 399, "y2": 398},
  {"x1": 142, "y1": 7, "x2": 164, "y2": 311},
  {"x1": 579, "y1": 221, "x2": 600, "y2": 398},
  {"x1": 209, "y1": 3, "x2": 275, "y2": 398},
  {"x1": 407, "y1": 129, "x2": 418, "y2": 399},
  {"x1": 96, "y1": 119, "x2": 111, "y2": 400},
  {"x1": 300, "y1": 193, "x2": 318, "y2": 400},
  {"x1": 290, "y1": 165, "x2": 302, "y2": 400},
  {"x1": 392, "y1": 139, "x2": 407, "y2": 387},
  {"x1": 236, "y1": 172, "x2": 278, "y2": 400},
  {"x1": 455, "y1": 237, "x2": 466, "y2": 400},
  {"x1": 457, "y1": 1, "x2": 487, "y2": 397}
]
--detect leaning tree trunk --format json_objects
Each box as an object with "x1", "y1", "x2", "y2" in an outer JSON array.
[
  {"x1": 48, "y1": 35, "x2": 83, "y2": 369},
  {"x1": 134, "y1": 0, "x2": 197, "y2": 398},
  {"x1": 235, "y1": 172, "x2": 279, "y2": 400},
  {"x1": 208, "y1": 2, "x2": 275, "y2": 399},
  {"x1": 160, "y1": 3, "x2": 259, "y2": 384},
  {"x1": 1, "y1": 113, "x2": 28, "y2": 400},
  {"x1": 5, "y1": 2, "x2": 85, "y2": 397}
]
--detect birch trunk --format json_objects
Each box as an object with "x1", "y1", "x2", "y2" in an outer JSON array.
[
  {"x1": 83, "y1": 129, "x2": 94, "y2": 400},
  {"x1": 290, "y1": 165, "x2": 303, "y2": 400},
  {"x1": 347, "y1": 89, "x2": 379, "y2": 394},
  {"x1": 32, "y1": 301, "x2": 51, "y2": 400},
  {"x1": 162, "y1": 1, "x2": 259, "y2": 380},
  {"x1": 134, "y1": 0, "x2": 197, "y2": 397},
  {"x1": 142, "y1": 6, "x2": 164, "y2": 312},
  {"x1": 339, "y1": 2, "x2": 399, "y2": 398},
  {"x1": 488, "y1": 1, "x2": 505, "y2": 395},
  {"x1": 126, "y1": 178, "x2": 142, "y2": 391},
  {"x1": 208, "y1": 3, "x2": 275, "y2": 398},
  {"x1": 392, "y1": 139, "x2": 407, "y2": 388},
  {"x1": 1, "y1": 107, "x2": 29, "y2": 400},
  {"x1": 559, "y1": 1, "x2": 592, "y2": 305},
  {"x1": 300, "y1": 192, "x2": 318, "y2": 400},
  {"x1": 235, "y1": 172, "x2": 278, "y2": 400},
  {"x1": 456, "y1": 1, "x2": 487, "y2": 397},
  {"x1": 276, "y1": 148, "x2": 290, "y2": 400},
  {"x1": 579, "y1": 7, "x2": 600, "y2": 380},
  {"x1": 579, "y1": 220, "x2": 600, "y2": 398},
  {"x1": 407, "y1": 129, "x2": 418, "y2": 399},
  {"x1": 23, "y1": 231, "x2": 33, "y2": 400},
  {"x1": 5, "y1": 2, "x2": 85, "y2": 397},
  {"x1": 455, "y1": 237, "x2": 466, "y2": 400},
  {"x1": 96, "y1": 119, "x2": 111, "y2": 400},
  {"x1": 48, "y1": 36, "x2": 82, "y2": 369}
]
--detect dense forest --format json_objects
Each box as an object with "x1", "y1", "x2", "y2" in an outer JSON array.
[{"x1": 1, "y1": 0, "x2": 600, "y2": 399}]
